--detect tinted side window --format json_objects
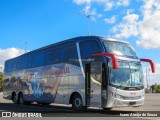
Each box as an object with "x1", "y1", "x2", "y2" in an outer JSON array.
[
  {"x1": 44, "y1": 48, "x2": 60, "y2": 65},
  {"x1": 32, "y1": 52, "x2": 44, "y2": 67},
  {"x1": 44, "y1": 51, "x2": 50, "y2": 65},
  {"x1": 25, "y1": 55, "x2": 32, "y2": 69},
  {"x1": 50, "y1": 48, "x2": 60, "y2": 64},
  {"x1": 4, "y1": 62, "x2": 8, "y2": 72},
  {"x1": 80, "y1": 41, "x2": 101, "y2": 59},
  {"x1": 12, "y1": 59, "x2": 16, "y2": 71},
  {"x1": 7, "y1": 61, "x2": 12, "y2": 72},
  {"x1": 63, "y1": 44, "x2": 77, "y2": 62},
  {"x1": 16, "y1": 58, "x2": 21, "y2": 70}
]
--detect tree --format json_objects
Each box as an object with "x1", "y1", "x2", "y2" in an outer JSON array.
[
  {"x1": 151, "y1": 84, "x2": 160, "y2": 93},
  {"x1": 157, "y1": 85, "x2": 160, "y2": 93},
  {"x1": 0, "y1": 72, "x2": 3, "y2": 92}
]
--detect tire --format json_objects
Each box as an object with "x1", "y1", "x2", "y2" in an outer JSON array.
[
  {"x1": 72, "y1": 94, "x2": 85, "y2": 111},
  {"x1": 12, "y1": 93, "x2": 17, "y2": 104},
  {"x1": 103, "y1": 108, "x2": 112, "y2": 111},
  {"x1": 18, "y1": 93, "x2": 32, "y2": 105},
  {"x1": 18, "y1": 93, "x2": 24, "y2": 105}
]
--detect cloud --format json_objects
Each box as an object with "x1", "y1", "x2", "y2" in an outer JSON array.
[
  {"x1": 111, "y1": 0, "x2": 160, "y2": 49},
  {"x1": 103, "y1": 1, "x2": 114, "y2": 11},
  {"x1": 111, "y1": 12, "x2": 139, "y2": 38},
  {"x1": 136, "y1": 0, "x2": 160, "y2": 49},
  {"x1": 0, "y1": 48, "x2": 25, "y2": 70},
  {"x1": 116, "y1": 0, "x2": 130, "y2": 7},
  {"x1": 81, "y1": 5, "x2": 102, "y2": 21},
  {"x1": 104, "y1": 0, "x2": 130, "y2": 11},
  {"x1": 74, "y1": 0, "x2": 130, "y2": 21},
  {"x1": 104, "y1": 15, "x2": 117, "y2": 24},
  {"x1": 73, "y1": 0, "x2": 130, "y2": 11},
  {"x1": 73, "y1": 0, "x2": 91, "y2": 5}
]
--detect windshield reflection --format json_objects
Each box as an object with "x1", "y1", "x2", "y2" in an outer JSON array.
[
  {"x1": 104, "y1": 41, "x2": 137, "y2": 58},
  {"x1": 109, "y1": 62, "x2": 144, "y2": 87}
]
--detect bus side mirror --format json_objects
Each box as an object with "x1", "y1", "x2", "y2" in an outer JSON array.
[
  {"x1": 140, "y1": 58, "x2": 155, "y2": 73},
  {"x1": 92, "y1": 52, "x2": 118, "y2": 69}
]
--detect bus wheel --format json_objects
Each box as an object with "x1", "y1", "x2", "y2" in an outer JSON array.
[
  {"x1": 72, "y1": 94, "x2": 84, "y2": 111},
  {"x1": 103, "y1": 108, "x2": 112, "y2": 111},
  {"x1": 12, "y1": 93, "x2": 17, "y2": 104},
  {"x1": 18, "y1": 93, "x2": 24, "y2": 105}
]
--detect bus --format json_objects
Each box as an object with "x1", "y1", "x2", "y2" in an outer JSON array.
[{"x1": 3, "y1": 36, "x2": 155, "y2": 111}]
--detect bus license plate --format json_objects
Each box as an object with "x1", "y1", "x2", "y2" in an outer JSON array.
[{"x1": 129, "y1": 102, "x2": 136, "y2": 105}]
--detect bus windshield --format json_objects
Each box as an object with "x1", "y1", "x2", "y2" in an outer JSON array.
[
  {"x1": 103, "y1": 41, "x2": 137, "y2": 58},
  {"x1": 109, "y1": 62, "x2": 144, "y2": 87}
]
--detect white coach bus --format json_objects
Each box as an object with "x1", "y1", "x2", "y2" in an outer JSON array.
[{"x1": 3, "y1": 36, "x2": 155, "y2": 111}]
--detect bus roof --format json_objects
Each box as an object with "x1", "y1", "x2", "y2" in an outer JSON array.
[{"x1": 5, "y1": 35, "x2": 129, "y2": 62}]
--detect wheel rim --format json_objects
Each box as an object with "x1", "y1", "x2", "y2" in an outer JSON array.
[{"x1": 75, "y1": 97, "x2": 81, "y2": 108}]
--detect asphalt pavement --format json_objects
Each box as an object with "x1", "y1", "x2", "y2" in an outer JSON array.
[{"x1": 0, "y1": 92, "x2": 160, "y2": 120}]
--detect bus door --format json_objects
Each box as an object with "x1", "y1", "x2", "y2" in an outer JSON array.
[{"x1": 85, "y1": 62, "x2": 103, "y2": 108}]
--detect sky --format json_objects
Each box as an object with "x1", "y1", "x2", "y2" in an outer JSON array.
[{"x1": 0, "y1": 0, "x2": 159, "y2": 86}]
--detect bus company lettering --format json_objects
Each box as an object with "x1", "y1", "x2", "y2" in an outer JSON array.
[
  {"x1": 51, "y1": 67, "x2": 70, "y2": 74},
  {"x1": 43, "y1": 66, "x2": 70, "y2": 75},
  {"x1": 61, "y1": 67, "x2": 70, "y2": 74},
  {"x1": 11, "y1": 112, "x2": 42, "y2": 117}
]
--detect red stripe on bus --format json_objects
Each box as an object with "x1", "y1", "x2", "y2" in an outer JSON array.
[
  {"x1": 51, "y1": 77, "x2": 59, "y2": 93},
  {"x1": 53, "y1": 78, "x2": 62, "y2": 102},
  {"x1": 51, "y1": 69, "x2": 63, "y2": 92}
]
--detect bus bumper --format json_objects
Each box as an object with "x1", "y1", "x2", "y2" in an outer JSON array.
[
  {"x1": 105, "y1": 96, "x2": 145, "y2": 108},
  {"x1": 114, "y1": 97, "x2": 144, "y2": 107}
]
